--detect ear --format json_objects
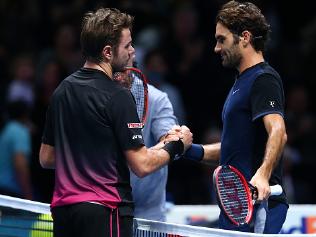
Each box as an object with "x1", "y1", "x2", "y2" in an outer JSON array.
[
  {"x1": 240, "y1": 31, "x2": 251, "y2": 47},
  {"x1": 102, "y1": 45, "x2": 112, "y2": 61}
]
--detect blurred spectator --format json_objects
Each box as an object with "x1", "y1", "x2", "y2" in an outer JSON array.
[
  {"x1": 0, "y1": 101, "x2": 33, "y2": 200},
  {"x1": 282, "y1": 145, "x2": 302, "y2": 203},
  {"x1": 143, "y1": 48, "x2": 187, "y2": 125},
  {"x1": 134, "y1": 26, "x2": 162, "y2": 68},
  {"x1": 31, "y1": 60, "x2": 63, "y2": 202},
  {"x1": 285, "y1": 85, "x2": 316, "y2": 165},
  {"x1": 285, "y1": 85, "x2": 316, "y2": 203},
  {"x1": 300, "y1": 16, "x2": 316, "y2": 93},
  {"x1": 6, "y1": 54, "x2": 35, "y2": 108},
  {"x1": 37, "y1": 24, "x2": 83, "y2": 76}
]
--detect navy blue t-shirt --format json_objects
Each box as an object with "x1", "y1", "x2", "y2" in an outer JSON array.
[{"x1": 220, "y1": 62, "x2": 287, "y2": 205}]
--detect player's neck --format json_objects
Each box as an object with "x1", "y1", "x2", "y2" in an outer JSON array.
[
  {"x1": 238, "y1": 51, "x2": 264, "y2": 74},
  {"x1": 84, "y1": 61, "x2": 113, "y2": 79}
]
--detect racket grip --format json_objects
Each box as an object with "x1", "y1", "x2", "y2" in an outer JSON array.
[{"x1": 270, "y1": 184, "x2": 282, "y2": 196}]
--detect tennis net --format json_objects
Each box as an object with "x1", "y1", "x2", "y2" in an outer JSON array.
[{"x1": 0, "y1": 194, "x2": 315, "y2": 237}]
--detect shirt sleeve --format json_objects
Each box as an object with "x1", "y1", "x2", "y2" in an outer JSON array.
[
  {"x1": 150, "y1": 92, "x2": 178, "y2": 142},
  {"x1": 109, "y1": 89, "x2": 145, "y2": 150},
  {"x1": 251, "y1": 73, "x2": 285, "y2": 121},
  {"x1": 42, "y1": 104, "x2": 55, "y2": 146}
]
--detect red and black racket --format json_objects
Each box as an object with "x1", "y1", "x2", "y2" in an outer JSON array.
[
  {"x1": 114, "y1": 67, "x2": 148, "y2": 125},
  {"x1": 213, "y1": 165, "x2": 282, "y2": 226}
]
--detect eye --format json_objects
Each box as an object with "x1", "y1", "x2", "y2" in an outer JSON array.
[
  {"x1": 125, "y1": 42, "x2": 133, "y2": 49},
  {"x1": 216, "y1": 36, "x2": 225, "y2": 44}
]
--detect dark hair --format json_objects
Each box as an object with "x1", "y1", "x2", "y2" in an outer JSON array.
[
  {"x1": 80, "y1": 8, "x2": 134, "y2": 63},
  {"x1": 216, "y1": 1, "x2": 271, "y2": 52}
]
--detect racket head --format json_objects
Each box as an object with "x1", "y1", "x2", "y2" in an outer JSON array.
[
  {"x1": 213, "y1": 165, "x2": 254, "y2": 226},
  {"x1": 114, "y1": 67, "x2": 148, "y2": 125}
]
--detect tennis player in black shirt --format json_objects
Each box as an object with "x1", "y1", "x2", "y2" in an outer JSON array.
[{"x1": 39, "y1": 8, "x2": 192, "y2": 237}]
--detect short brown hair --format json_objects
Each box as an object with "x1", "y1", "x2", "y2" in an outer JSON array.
[
  {"x1": 80, "y1": 8, "x2": 134, "y2": 63},
  {"x1": 216, "y1": 1, "x2": 270, "y2": 52}
]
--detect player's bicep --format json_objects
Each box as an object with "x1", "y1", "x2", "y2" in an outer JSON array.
[{"x1": 263, "y1": 114, "x2": 286, "y2": 134}]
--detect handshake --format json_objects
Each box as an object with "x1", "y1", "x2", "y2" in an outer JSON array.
[{"x1": 162, "y1": 125, "x2": 204, "y2": 162}]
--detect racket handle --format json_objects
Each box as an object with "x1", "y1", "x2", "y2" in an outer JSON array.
[{"x1": 270, "y1": 184, "x2": 282, "y2": 196}]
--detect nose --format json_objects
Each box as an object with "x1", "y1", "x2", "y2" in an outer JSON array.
[
  {"x1": 214, "y1": 43, "x2": 221, "y2": 54},
  {"x1": 130, "y1": 44, "x2": 135, "y2": 54}
]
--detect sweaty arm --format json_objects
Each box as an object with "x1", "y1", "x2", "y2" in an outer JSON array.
[
  {"x1": 111, "y1": 89, "x2": 192, "y2": 178},
  {"x1": 39, "y1": 144, "x2": 55, "y2": 169},
  {"x1": 250, "y1": 114, "x2": 287, "y2": 200},
  {"x1": 249, "y1": 73, "x2": 287, "y2": 201},
  {"x1": 201, "y1": 143, "x2": 221, "y2": 165},
  {"x1": 126, "y1": 125, "x2": 192, "y2": 178},
  {"x1": 181, "y1": 142, "x2": 220, "y2": 165},
  {"x1": 166, "y1": 127, "x2": 221, "y2": 166}
]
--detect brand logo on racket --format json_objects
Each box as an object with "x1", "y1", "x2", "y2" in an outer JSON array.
[{"x1": 127, "y1": 123, "x2": 144, "y2": 128}]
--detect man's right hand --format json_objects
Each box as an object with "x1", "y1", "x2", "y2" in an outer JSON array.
[{"x1": 165, "y1": 125, "x2": 193, "y2": 152}]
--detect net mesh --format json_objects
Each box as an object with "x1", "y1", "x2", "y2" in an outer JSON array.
[
  {"x1": 0, "y1": 195, "x2": 52, "y2": 237},
  {"x1": 0, "y1": 195, "x2": 313, "y2": 237}
]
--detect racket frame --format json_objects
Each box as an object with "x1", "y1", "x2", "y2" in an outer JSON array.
[
  {"x1": 213, "y1": 165, "x2": 254, "y2": 226},
  {"x1": 124, "y1": 67, "x2": 149, "y2": 125}
]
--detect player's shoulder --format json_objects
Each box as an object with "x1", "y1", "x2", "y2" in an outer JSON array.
[
  {"x1": 148, "y1": 84, "x2": 168, "y2": 99},
  {"x1": 257, "y1": 62, "x2": 281, "y2": 80}
]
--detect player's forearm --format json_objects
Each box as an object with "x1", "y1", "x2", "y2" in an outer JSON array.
[
  {"x1": 140, "y1": 148, "x2": 171, "y2": 175},
  {"x1": 258, "y1": 129, "x2": 287, "y2": 179},
  {"x1": 183, "y1": 143, "x2": 220, "y2": 165},
  {"x1": 202, "y1": 143, "x2": 221, "y2": 165},
  {"x1": 127, "y1": 140, "x2": 184, "y2": 178}
]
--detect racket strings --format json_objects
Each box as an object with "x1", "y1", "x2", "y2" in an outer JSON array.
[
  {"x1": 217, "y1": 169, "x2": 250, "y2": 224},
  {"x1": 130, "y1": 72, "x2": 146, "y2": 122}
]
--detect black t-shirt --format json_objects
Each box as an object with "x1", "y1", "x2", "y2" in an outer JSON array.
[{"x1": 42, "y1": 68, "x2": 144, "y2": 215}]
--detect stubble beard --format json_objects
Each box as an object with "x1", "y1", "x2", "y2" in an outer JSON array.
[
  {"x1": 222, "y1": 43, "x2": 242, "y2": 69},
  {"x1": 111, "y1": 50, "x2": 129, "y2": 73}
]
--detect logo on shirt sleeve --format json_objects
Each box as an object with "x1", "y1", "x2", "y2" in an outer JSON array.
[
  {"x1": 269, "y1": 101, "x2": 275, "y2": 107},
  {"x1": 127, "y1": 123, "x2": 144, "y2": 128},
  {"x1": 132, "y1": 134, "x2": 143, "y2": 140}
]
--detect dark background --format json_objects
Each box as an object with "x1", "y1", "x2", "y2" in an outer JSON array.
[{"x1": 0, "y1": 0, "x2": 315, "y2": 204}]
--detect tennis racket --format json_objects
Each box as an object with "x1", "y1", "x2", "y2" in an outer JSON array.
[
  {"x1": 114, "y1": 67, "x2": 148, "y2": 126},
  {"x1": 213, "y1": 165, "x2": 282, "y2": 226}
]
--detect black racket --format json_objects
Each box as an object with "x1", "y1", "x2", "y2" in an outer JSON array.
[
  {"x1": 213, "y1": 165, "x2": 282, "y2": 226},
  {"x1": 114, "y1": 67, "x2": 148, "y2": 126}
]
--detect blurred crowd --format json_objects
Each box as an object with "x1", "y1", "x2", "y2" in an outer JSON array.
[{"x1": 0, "y1": 0, "x2": 316, "y2": 204}]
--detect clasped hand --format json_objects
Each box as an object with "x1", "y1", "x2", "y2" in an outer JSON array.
[{"x1": 163, "y1": 125, "x2": 193, "y2": 152}]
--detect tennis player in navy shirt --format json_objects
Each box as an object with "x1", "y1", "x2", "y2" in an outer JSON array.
[{"x1": 172, "y1": 0, "x2": 288, "y2": 234}]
